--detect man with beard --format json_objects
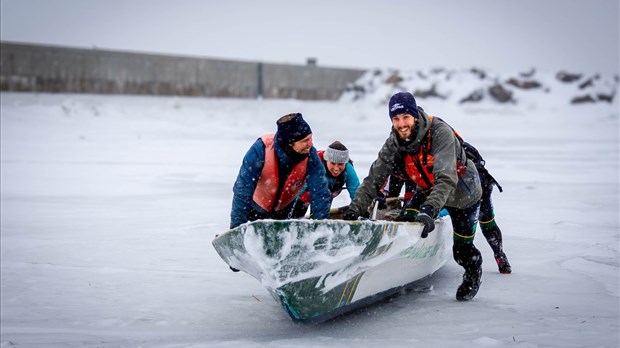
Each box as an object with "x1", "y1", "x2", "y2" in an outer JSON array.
[{"x1": 343, "y1": 92, "x2": 485, "y2": 301}]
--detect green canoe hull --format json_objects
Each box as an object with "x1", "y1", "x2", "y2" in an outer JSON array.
[{"x1": 212, "y1": 218, "x2": 452, "y2": 323}]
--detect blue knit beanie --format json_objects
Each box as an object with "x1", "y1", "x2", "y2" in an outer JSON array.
[
  {"x1": 275, "y1": 113, "x2": 312, "y2": 145},
  {"x1": 388, "y1": 92, "x2": 419, "y2": 119}
]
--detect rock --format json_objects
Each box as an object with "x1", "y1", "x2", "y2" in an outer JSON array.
[
  {"x1": 470, "y1": 68, "x2": 487, "y2": 80},
  {"x1": 459, "y1": 89, "x2": 484, "y2": 104},
  {"x1": 578, "y1": 75, "x2": 599, "y2": 89},
  {"x1": 488, "y1": 83, "x2": 514, "y2": 103},
  {"x1": 597, "y1": 91, "x2": 615, "y2": 103},
  {"x1": 570, "y1": 94, "x2": 596, "y2": 104},
  {"x1": 520, "y1": 68, "x2": 536, "y2": 78},
  {"x1": 413, "y1": 83, "x2": 447, "y2": 99},
  {"x1": 506, "y1": 78, "x2": 542, "y2": 89},
  {"x1": 385, "y1": 73, "x2": 403, "y2": 85},
  {"x1": 556, "y1": 71, "x2": 582, "y2": 83}
]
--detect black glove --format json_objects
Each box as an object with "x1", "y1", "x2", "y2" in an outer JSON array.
[
  {"x1": 342, "y1": 209, "x2": 359, "y2": 221},
  {"x1": 414, "y1": 205, "x2": 436, "y2": 238},
  {"x1": 395, "y1": 207, "x2": 418, "y2": 222}
]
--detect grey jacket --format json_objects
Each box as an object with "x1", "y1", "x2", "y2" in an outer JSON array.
[{"x1": 349, "y1": 108, "x2": 482, "y2": 216}]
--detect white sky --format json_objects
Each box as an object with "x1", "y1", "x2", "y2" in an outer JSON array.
[{"x1": 1, "y1": 0, "x2": 619, "y2": 74}]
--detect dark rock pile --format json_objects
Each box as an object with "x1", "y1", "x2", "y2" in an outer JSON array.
[{"x1": 342, "y1": 67, "x2": 618, "y2": 106}]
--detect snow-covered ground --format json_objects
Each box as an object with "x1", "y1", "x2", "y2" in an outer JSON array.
[{"x1": 1, "y1": 81, "x2": 618, "y2": 347}]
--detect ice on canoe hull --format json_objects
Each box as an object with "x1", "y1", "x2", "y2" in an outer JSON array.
[{"x1": 212, "y1": 217, "x2": 452, "y2": 323}]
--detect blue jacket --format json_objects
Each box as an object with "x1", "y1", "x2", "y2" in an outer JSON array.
[
  {"x1": 333, "y1": 162, "x2": 360, "y2": 200},
  {"x1": 300, "y1": 161, "x2": 359, "y2": 203},
  {"x1": 230, "y1": 137, "x2": 331, "y2": 228}
]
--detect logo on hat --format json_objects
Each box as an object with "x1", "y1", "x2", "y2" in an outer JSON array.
[
  {"x1": 388, "y1": 92, "x2": 419, "y2": 119},
  {"x1": 390, "y1": 103, "x2": 404, "y2": 113}
]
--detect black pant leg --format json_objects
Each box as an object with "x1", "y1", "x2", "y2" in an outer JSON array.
[{"x1": 446, "y1": 202, "x2": 483, "y2": 271}]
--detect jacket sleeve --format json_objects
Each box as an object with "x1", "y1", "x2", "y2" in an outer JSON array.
[
  {"x1": 230, "y1": 139, "x2": 265, "y2": 229},
  {"x1": 344, "y1": 162, "x2": 360, "y2": 200},
  {"x1": 297, "y1": 184, "x2": 310, "y2": 204},
  {"x1": 306, "y1": 148, "x2": 331, "y2": 219},
  {"x1": 348, "y1": 136, "x2": 398, "y2": 215},
  {"x1": 423, "y1": 123, "x2": 459, "y2": 213}
]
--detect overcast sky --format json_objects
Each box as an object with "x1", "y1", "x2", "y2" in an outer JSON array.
[{"x1": 1, "y1": 0, "x2": 618, "y2": 74}]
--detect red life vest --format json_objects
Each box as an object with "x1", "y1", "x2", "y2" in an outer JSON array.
[
  {"x1": 404, "y1": 116, "x2": 467, "y2": 190},
  {"x1": 253, "y1": 134, "x2": 309, "y2": 212}
]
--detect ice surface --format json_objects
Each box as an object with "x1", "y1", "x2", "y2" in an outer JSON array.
[{"x1": 1, "y1": 80, "x2": 618, "y2": 347}]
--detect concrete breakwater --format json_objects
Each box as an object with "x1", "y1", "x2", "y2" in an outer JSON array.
[{"x1": 0, "y1": 41, "x2": 364, "y2": 100}]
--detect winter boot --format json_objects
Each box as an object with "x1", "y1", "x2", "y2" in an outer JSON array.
[
  {"x1": 456, "y1": 265, "x2": 482, "y2": 301},
  {"x1": 480, "y1": 221, "x2": 512, "y2": 273},
  {"x1": 494, "y1": 251, "x2": 512, "y2": 274},
  {"x1": 453, "y1": 244, "x2": 483, "y2": 301}
]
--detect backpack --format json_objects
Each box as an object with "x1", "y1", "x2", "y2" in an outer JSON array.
[{"x1": 462, "y1": 141, "x2": 503, "y2": 192}]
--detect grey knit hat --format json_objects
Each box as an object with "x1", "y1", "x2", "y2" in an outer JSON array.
[{"x1": 323, "y1": 141, "x2": 349, "y2": 164}]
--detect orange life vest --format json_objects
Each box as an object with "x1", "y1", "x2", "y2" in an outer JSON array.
[
  {"x1": 253, "y1": 134, "x2": 308, "y2": 212},
  {"x1": 403, "y1": 116, "x2": 467, "y2": 190}
]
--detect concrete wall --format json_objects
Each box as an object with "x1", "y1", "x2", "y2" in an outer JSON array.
[{"x1": 0, "y1": 42, "x2": 365, "y2": 100}]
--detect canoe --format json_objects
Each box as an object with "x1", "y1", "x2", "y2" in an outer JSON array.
[{"x1": 212, "y1": 216, "x2": 452, "y2": 323}]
